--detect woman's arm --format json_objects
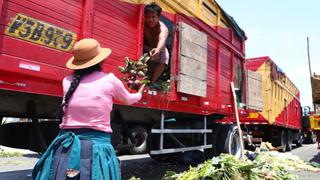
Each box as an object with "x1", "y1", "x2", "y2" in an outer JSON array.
[{"x1": 111, "y1": 74, "x2": 143, "y2": 105}]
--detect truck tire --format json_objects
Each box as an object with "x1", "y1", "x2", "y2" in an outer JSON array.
[
  {"x1": 204, "y1": 124, "x2": 221, "y2": 159},
  {"x1": 311, "y1": 132, "x2": 317, "y2": 144},
  {"x1": 286, "y1": 130, "x2": 293, "y2": 151},
  {"x1": 274, "y1": 130, "x2": 286, "y2": 152},
  {"x1": 296, "y1": 132, "x2": 303, "y2": 147},
  {"x1": 305, "y1": 131, "x2": 317, "y2": 144},
  {"x1": 217, "y1": 125, "x2": 242, "y2": 158},
  {"x1": 128, "y1": 126, "x2": 148, "y2": 154}
]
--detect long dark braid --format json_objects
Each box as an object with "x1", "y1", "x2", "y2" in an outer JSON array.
[{"x1": 58, "y1": 64, "x2": 102, "y2": 119}]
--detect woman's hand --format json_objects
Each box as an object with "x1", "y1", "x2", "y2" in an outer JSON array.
[{"x1": 138, "y1": 84, "x2": 146, "y2": 94}]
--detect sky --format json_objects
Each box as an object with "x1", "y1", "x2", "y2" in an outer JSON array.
[{"x1": 217, "y1": 0, "x2": 320, "y2": 107}]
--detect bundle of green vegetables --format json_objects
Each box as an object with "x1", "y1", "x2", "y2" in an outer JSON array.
[
  {"x1": 254, "y1": 151, "x2": 320, "y2": 172},
  {"x1": 118, "y1": 53, "x2": 151, "y2": 90},
  {"x1": 163, "y1": 154, "x2": 269, "y2": 180},
  {"x1": 129, "y1": 151, "x2": 320, "y2": 180},
  {"x1": 162, "y1": 152, "x2": 320, "y2": 180}
]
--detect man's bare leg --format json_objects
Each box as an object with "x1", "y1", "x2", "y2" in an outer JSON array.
[{"x1": 151, "y1": 63, "x2": 166, "y2": 84}]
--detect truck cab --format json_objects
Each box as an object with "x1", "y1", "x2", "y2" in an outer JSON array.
[{"x1": 301, "y1": 106, "x2": 317, "y2": 144}]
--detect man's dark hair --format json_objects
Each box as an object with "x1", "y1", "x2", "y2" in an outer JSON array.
[{"x1": 144, "y1": 2, "x2": 162, "y2": 17}]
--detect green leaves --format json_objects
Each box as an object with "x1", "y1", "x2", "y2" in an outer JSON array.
[{"x1": 162, "y1": 153, "x2": 299, "y2": 180}]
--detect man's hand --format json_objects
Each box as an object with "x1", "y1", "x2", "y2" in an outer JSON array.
[
  {"x1": 149, "y1": 48, "x2": 160, "y2": 58},
  {"x1": 138, "y1": 84, "x2": 146, "y2": 94}
]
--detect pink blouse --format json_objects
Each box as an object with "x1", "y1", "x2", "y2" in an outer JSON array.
[{"x1": 59, "y1": 71, "x2": 142, "y2": 133}]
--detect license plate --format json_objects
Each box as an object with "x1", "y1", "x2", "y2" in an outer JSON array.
[{"x1": 5, "y1": 14, "x2": 77, "y2": 52}]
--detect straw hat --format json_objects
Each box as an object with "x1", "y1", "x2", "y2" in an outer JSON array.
[{"x1": 66, "y1": 38, "x2": 111, "y2": 70}]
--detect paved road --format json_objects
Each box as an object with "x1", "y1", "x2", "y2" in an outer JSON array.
[
  {"x1": 288, "y1": 144, "x2": 320, "y2": 163},
  {"x1": 0, "y1": 144, "x2": 319, "y2": 180},
  {"x1": 286, "y1": 144, "x2": 320, "y2": 180}
]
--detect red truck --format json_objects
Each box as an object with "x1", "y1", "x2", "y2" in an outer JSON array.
[{"x1": 0, "y1": 0, "x2": 302, "y2": 161}]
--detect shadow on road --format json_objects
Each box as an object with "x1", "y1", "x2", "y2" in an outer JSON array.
[
  {"x1": 310, "y1": 152, "x2": 320, "y2": 163},
  {"x1": 0, "y1": 169, "x2": 32, "y2": 180},
  {"x1": 121, "y1": 157, "x2": 188, "y2": 180},
  {"x1": 23, "y1": 153, "x2": 41, "y2": 158}
]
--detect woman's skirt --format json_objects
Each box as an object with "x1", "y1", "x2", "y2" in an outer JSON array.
[{"x1": 32, "y1": 129, "x2": 121, "y2": 180}]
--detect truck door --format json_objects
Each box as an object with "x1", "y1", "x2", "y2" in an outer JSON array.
[
  {"x1": 246, "y1": 70, "x2": 263, "y2": 111},
  {"x1": 234, "y1": 56, "x2": 244, "y2": 104},
  {"x1": 176, "y1": 21, "x2": 208, "y2": 98}
]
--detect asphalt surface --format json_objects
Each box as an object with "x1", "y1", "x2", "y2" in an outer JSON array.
[
  {"x1": 0, "y1": 144, "x2": 319, "y2": 180},
  {"x1": 286, "y1": 144, "x2": 320, "y2": 180}
]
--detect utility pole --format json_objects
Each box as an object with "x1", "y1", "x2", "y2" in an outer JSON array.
[
  {"x1": 307, "y1": 37, "x2": 312, "y2": 77},
  {"x1": 307, "y1": 37, "x2": 315, "y2": 112}
]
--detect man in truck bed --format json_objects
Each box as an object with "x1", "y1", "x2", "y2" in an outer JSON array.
[{"x1": 143, "y1": 2, "x2": 169, "y2": 89}]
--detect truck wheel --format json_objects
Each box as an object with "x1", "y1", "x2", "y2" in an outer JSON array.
[
  {"x1": 217, "y1": 125, "x2": 242, "y2": 158},
  {"x1": 128, "y1": 126, "x2": 148, "y2": 154},
  {"x1": 296, "y1": 132, "x2": 303, "y2": 147},
  {"x1": 204, "y1": 124, "x2": 221, "y2": 159},
  {"x1": 286, "y1": 130, "x2": 293, "y2": 151},
  {"x1": 274, "y1": 130, "x2": 286, "y2": 152},
  {"x1": 305, "y1": 131, "x2": 317, "y2": 144},
  {"x1": 311, "y1": 132, "x2": 317, "y2": 144}
]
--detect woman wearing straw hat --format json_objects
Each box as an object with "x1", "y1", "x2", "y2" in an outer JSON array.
[{"x1": 32, "y1": 38, "x2": 144, "y2": 180}]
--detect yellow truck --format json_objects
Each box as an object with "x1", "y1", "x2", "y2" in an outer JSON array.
[
  {"x1": 301, "y1": 107, "x2": 317, "y2": 143},
  {"x1": 310, "y1": 113, "x2": 320, "y2": 130}
]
